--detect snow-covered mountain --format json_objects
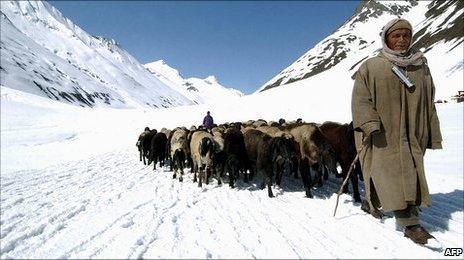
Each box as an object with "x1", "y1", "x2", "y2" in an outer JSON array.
[
  {"x1": 144, "y1": 60, "x2": 243, "y2": 105},
  {"x1": 258, "y1": 0, "x2": 463, "y2": 100},
  {"x1": 1, "y1": 1, "x2": 230, "y2": 108}
]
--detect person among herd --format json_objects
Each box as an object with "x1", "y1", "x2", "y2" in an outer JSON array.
[
  {"x1": 351, "y1": 18, "x2": 442, "y2": 245},
  {"x1": 202, "y1": 111, "x2": 214, "y2": 129}
]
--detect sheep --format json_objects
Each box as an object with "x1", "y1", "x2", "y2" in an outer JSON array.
[
  {"x1": 270, "y1": 135, "x2": 299, "y2": 187},
  {"x1": 160, "y1": 127, "x2": 171, "y2": 137},
  {"x1": 219, "y1": 123, "x2": 230, "y2": 129},
  {"x1": 240, "y1": 125, "x2": 256, "y2": 135},
  {"x1": 190, "y1": 130, "x2": 215, "y2": 187},
  {"x1": 268, "y1": 121, "x2": 280, "y2": 127},
  {"x1": 211, "y1": 130, "x2": 226, "y2": 185},
  {"x1": 319, "y1": 121, "x2": 362, "y2": 202},
  {"x1": 136, "y1": 127, "x2": 151, "y2": 164},
  {"x1": 148, "y1": 132, "x2": 168, "y2": 170},
  {"x1": 244, "y1": 129, "x2": 297, "y2": 197},
  {"x1": 138, "y1": 128, "x2": 157, "y2": 165},
  {"x1": 256, "y1": 125, "x2": 292, "y2": 139},
  {"x1": 252, "y1": 119, "x2": 267, "y2": 128},
  {"x1": 211, "y1": 126, "x2": 226, "y2": 135},
  {"x1": 229, "y1": 122, "x2": 242, "y2": 130},
  {"x1": 282, "y1": 123, "x2": 338, "y2": 198},
  {"x1": 160, "y1": 128, "x2": 172, "y2": 168},
  {"x1": 170, "y1": 128, "x2": 189, "y2": 182},
  {"x1": 243, "y1": 119, "x2": 255, "y2": 127},
  {"x1": 223, "y1": 128, "x2": 249, "y2": 187},
  {"x1": 256, "y1": 125, "x2": 299, "y2": 184}
]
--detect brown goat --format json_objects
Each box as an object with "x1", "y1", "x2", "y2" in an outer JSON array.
[
  {"x1": 319, "y1": 121, "x2": 362, "y2": 202},
  {"x1": 244, "y1": 129, "x2": 274, "y2": 197},
  {"x1": 244, "y1": 129, "x2": 297, "y2": 197},
  {"x1": 282, "y1": 123, "x2": 338, "y2": 198}
]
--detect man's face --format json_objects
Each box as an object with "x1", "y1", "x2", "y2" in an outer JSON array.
[{"x1": 386, "y1": 28, "x2": 411, "y2": 52}]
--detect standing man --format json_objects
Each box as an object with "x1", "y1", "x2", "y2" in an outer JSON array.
[
  {"x1": 202, "y1": 111, "x2": 214, "y2": 129},
  {"x1": 351, "y1": 18, "x2": 442, "y2": 245}
]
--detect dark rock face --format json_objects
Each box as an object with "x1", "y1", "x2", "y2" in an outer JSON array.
[{"x1": 411, "y1": 0, "x2": 463, "y2": 53}]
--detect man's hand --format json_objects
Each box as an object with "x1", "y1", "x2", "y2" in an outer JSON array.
[
  {"x1": 364, "y1": 129, "x2": 380, "y2": 140},
  {"x1": 360, "y1": 121, "x2": 381, "y2": 143}
]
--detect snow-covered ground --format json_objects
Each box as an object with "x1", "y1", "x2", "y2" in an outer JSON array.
[{"x1": 1, "y1": 85, "x2": 463, "y2": 258}]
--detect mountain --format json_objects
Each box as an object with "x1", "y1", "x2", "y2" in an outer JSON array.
[
  {"x1": 1, "y1": 1, "x2": 198, "y2": 108},
  {"x1": 257, "y1": 0, "x2": 463, "y2": 100},
  {"x1": 144, "y1": 60, "x2": 243, "y2": 105}
]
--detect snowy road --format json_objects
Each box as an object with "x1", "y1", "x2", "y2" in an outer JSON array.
[{"x1": 1, "y1": 147, "x2": 462, "y2": 258}]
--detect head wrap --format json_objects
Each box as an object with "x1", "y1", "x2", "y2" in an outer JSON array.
[
  {"x1": 386, "y1": 19, "x2": 412, "y2": 36},
  {"x1": 380, "y1": 18, "x2": 423, "y2": 67}
]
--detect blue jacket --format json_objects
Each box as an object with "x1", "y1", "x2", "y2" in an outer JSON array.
[{"x1": 203, "y1": 115, "x2": 214, "y2": 129}]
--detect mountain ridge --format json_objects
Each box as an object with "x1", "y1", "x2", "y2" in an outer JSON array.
[
  {"x1": 257, "y1": 0, "x2": 463, "y2": 100},
  {"x1": 0, "y1": 1, "x2": 242, "y2": 108},
  {"x1": 144, "y1": 60, "x2": 243, "y2": 105}
]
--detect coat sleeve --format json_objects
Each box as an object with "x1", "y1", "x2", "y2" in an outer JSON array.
[
  {"x1": 428, "y1": 78, "x2": 443, "y2": 149},
  {"x1": 351, "y1": 62, "x2": 381, "y2": 138}
]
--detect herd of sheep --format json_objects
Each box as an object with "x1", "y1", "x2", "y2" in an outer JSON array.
[{"x1": 136, "y1": 119, "x2": 363, "y2": 201}]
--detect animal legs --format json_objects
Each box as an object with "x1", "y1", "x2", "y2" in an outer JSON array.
[{"x1": 300, "y1": 159, "x2": 313, "y2": 198}]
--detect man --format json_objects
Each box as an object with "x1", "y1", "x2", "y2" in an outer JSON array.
[
  {"x1": 351, "y1": 18, "x2": 442, "y2": 245},
  {"x1": 202, "y1": 111, "x2": 214, "y2": 129}
]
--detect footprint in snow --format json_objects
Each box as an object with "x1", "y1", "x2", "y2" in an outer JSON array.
[
  {"x1": 121, "y1": 220, "x2": 134, "y2": 228},
  {"x1": 4, "y1": 198, "x2": 25, "y2": 210},
  {"x1": 2, "y1": 181, "x2": 14, "y2": 188}
]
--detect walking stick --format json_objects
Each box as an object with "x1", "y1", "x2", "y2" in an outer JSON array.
[{"x1": 333, "y1": 143, "x2": 367, "y2": 217}]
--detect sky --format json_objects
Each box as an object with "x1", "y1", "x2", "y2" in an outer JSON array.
[{"x1": 50, "y1": 1, "x2": 361, "y2": 94}]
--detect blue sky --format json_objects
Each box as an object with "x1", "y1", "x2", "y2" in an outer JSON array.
[{"x1": 51, "y1": 1, "x2": 360, "y2": 94}]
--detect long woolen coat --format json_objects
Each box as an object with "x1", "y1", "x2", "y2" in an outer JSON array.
[{"x1": 351, "y1": 53, "x2": 442, "y2": 212}]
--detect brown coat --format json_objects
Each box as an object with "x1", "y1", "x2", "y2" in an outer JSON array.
[{"x1": 351, "y1": 53, "x2": 442, "y2": 212}]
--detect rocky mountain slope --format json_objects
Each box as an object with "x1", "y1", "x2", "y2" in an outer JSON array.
[{"x1": 258, "y1": 0, "x2": 463, "y2": 100}]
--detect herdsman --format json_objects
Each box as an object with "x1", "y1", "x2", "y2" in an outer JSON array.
[
  {"x1": 351, "y1": 18, "x2": 442, "y2": 245},
  {"x1": 202, "y1": 111, "x2": 214, "y2": 129}
]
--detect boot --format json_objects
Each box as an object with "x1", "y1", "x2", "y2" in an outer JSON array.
[
  {"x1": 404, "y1": 225, "x2": 434, "y2": 245},
  {"x1": 361, "y1": 199, "x2": 384, "y2": 219}
]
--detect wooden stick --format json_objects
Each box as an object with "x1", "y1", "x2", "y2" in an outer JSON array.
[{"x1": 333, "y1": 144, "x2": 367, "y2": 217}]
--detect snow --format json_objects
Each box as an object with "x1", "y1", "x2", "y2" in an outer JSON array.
[
  {"x1": 0, "y1": 1, "x2": 195, "y2": 108},
  {"x1": 144, "y1": 60, "x2": 243, "y2": 105},
  {"x1": 1, "y1": 0, "x2": 242, "y2": 108},
  {"x1": 1, "y1": 84, "x2": 463, "y2": 258},
  {"x1": 1, "y1": 0, "x2": 463, "y2": 258},
  {"x1": 257, "y1": 1, "x2": 463, "y2": 101}
]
